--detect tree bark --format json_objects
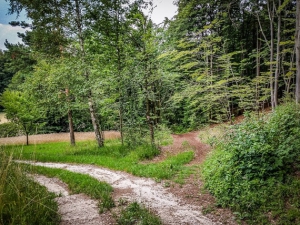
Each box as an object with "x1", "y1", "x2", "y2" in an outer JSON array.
[
  {"x1": 296, "y1": 0, "x2": 300, "y2": 104},
  {"x1": 267, "y1": 0, "x2": 275, "y2": 110},
  {"x1": 274, "y1": 0, "x2": 281, "y2": 107},
  {"x1": 26, "y1": 132, "x2": 29, "y2": 146},
  {"x1": 68, "y1": 109, "x2": 75, "y2": 146},
  {"x1": 89, "y1": 97, "x2": 104, "y2": 147}
]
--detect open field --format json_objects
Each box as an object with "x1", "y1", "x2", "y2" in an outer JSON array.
[
  {"x1": 0, "y1": 112, "x2": 8, "y2": 124},
  {"x1": 0, "y1": 131, "x2": 120, "y2": 145}
]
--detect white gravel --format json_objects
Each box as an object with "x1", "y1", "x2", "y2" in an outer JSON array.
[{"x1": 23, "y1": 161, "x2": 218, "y2": 225}]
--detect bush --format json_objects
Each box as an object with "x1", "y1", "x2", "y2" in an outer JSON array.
[
  {"x1": 202, "y1": 103, "x2": 300, "y2": 223},
  {"x1": 0, "y1": 122, "x2": 22, "y2": 137}
]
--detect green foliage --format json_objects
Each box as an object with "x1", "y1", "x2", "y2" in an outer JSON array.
[
  {"x1": 0, "y1": 151, "x2": 60, "y2": 225},
  {"x1": 28, "y1": 165, "x2": 114, "y2": 212},
  {"x1": 0, "y1": 122, "x2": 22, "y2": 137},
  {"x1": 202, "y1": 103, "x2": 300, "y2": 224},
  {"x1": 0, "y1": 90, "x2": 45, "y2": 138},
  {"x1": 154, "y1": 124, "x2": 173, "y2": 146},
  {"x1": 116, "y1": 202, "x2": 163, "y2": 225}
]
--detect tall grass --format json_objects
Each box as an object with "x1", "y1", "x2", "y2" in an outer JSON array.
[{"x1": 0, "y1": 150, "x2": 60, "y2": 225}]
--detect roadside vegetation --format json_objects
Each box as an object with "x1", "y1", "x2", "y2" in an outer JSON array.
[
  {"x1": 24, "y1": 165, "x2": 115, "y2": 212},
  {"x1": 0, "y1": 150, "x2": 60, "y2": 225},
  {"x1": 6, "y1": 140, "x2": 193, "y2": 181},
  {"x1": 202, "y1": 103, "x2": 300, "y2": 224},
  {"x1": 116, "y1": 202, "x2": 162, "y2": 225}
]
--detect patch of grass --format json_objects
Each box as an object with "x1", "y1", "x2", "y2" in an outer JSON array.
[
  {"x1": 198, "y1": 124, "x2": 228, "y2": 146},
  {"x1": 155, "y1": 124, "x2": 173, "y2": 146},
  {"x1": 5, "y1": 140, "x2": 194, "y2": 181},
  {"x1": 116, "y1": 202, "x2": 163, "y2": 225},
  {"x1": 0, "y1": 150, "x2": 60, "y2": 225},
  {"x1": 22, "y1": 164, "x2": 115, "y2": 212}
]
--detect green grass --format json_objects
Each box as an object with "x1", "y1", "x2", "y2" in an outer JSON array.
[
  {"x1": 4, "y1": 139, "x2": 194, "y2": 181},
  {"x1": 21, "y1": 164, "x2": 115, "y2": 212},
  {"x1": 116, "y1": 202, "x2": 163, "y2": 225},
  {"x1": 0, "y1": 151, "x2": 60, "y2": 225}
]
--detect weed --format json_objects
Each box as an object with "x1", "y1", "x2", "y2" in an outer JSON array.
[
  {"x1": 116, "y1": 202, "x2": 162, "y2": 225},
  {"x1": 0, "y1": 150, "x2": 59, "y2": 224},
  {"x1": 202, "y1": 205, "x2": 216, "y2": 215}
]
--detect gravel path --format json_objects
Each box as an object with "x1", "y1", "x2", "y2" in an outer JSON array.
[
  {"x1": 32, "y1": 174, "x2": 114, "y2": 225},
  {"x1": 24, "y1": 161, "x2": 217, "y2": 225}
]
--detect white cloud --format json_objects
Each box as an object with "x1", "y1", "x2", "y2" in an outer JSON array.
[
  {"x1": 0, "y1": 24, "x2": 27, "y2": 50},
  {"x1": 151, "y1": 0, "x2": 177, "y2": 24}
]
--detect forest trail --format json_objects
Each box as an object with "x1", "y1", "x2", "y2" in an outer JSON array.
[
  {"x1": 16, "y1": 130, "x2": 236, "y2": 224},
  {"x1": 151, "y1": 131, "x2": 211, "y2": 165},
  {"x1": 25, "y1": 161, "x2": 217, "y2": 225}
]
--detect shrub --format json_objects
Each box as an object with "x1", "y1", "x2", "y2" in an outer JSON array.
[
  {"x1": 0, "y1": 122, "x2": 22, "y2": 137},
  {"x1": 202, "y1": 103, "x2": 300, "y2": 223}
]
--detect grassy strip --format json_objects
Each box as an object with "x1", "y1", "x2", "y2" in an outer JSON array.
[
  {"x1": 0, "y1": 151, "x2": 60, "y2": 225},
  {"x1": 22, "y1": 164, "x2": 115, "y2": 212},
  {"x1": 116, "y1": 202, "x2": 163, "y2": 225},
  {"x1": 6, "y1": 140, "x2": 194, "y2": 181}
]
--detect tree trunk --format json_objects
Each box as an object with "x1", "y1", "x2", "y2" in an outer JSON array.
[
  {"x1": 65, "y1": 88, "x2": 75, "y2": 146},
  {"x1": 256, "y1": 25, "x2": 261, "y2": 116},
  {"x1": 268, "y1": 0, "x2": 275, "y2": 110},
  {"x1": 74, "y1": 0, "x2": 104, "y2": 147},
  {"x1": 26, "y1": 132, "x2": 29, "y2": 145},
  {"x1": 68, "y1": 109, "x2": 75, "y2": 146},
  {"x1": 89, "y1": 97, "x2": 104, "y2": 147},
  {"x1": 296, "y1": 0, "x2": 300, "y2": 104},
  {"x1": 274, "y1": 0, "x2": 281, "y2": 107}
]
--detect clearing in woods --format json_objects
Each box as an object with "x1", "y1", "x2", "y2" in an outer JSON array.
[{"x1": 6, "y1": 131, "x2": 236, "y2": 224}]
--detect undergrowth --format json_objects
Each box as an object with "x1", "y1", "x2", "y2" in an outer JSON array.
[
  {"x1": 116, "y1": 202, "x2": 163, "y2": 225},
  {"x1": 202, "y1": 103, "x2": 300, "y2": 224},
  {"x1": 0, "y1": 150, "x2": 60, "y2": 225}
]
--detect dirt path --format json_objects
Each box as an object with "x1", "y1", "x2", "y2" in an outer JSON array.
[
  {"x1": 24, "y1": 161, "x2": 217, "y2": 225},
  {"x1": 151, "y1": 131, "x2": 211, "y2": 164}
]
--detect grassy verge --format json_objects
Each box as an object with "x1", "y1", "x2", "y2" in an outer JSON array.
[
  {"x1": 21, "y1": 164, "x2": 115, "y2": 212},
  {"x1": 0, "y1": 150, "x2": 60, "y2": 225},
  {"x1": 116, "y1": 202, "x2": 163, "y2": 225},
  {"x1": 4, "y1": 140, "x2": 194, "y2": 181}
]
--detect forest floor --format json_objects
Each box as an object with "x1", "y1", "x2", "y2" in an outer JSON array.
[{"x1": 13, "y1": 130, "x2": 238, "y2": 225}]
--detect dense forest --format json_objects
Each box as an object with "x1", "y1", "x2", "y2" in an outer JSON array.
[{"x1": 0, "y1": 0, "x2": 299, "y2": 146}]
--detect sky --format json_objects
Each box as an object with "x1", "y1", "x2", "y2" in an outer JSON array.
[{"x1": 0, "y1": 0, "x2": 177, "y2": 50}]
